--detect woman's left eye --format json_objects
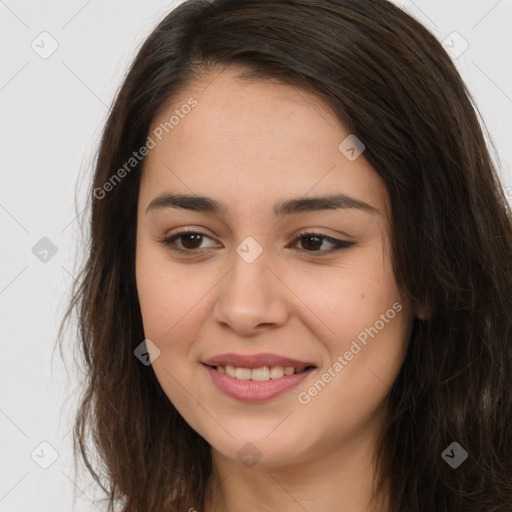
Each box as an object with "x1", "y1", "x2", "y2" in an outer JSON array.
[
  {"x1": 160, "y1": 230, "x2": 355, "y2": 255},
  {"x1": 160, "y1": 230, "x2": 219, "y2": 253}
]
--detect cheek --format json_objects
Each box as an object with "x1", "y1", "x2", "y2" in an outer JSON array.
[
  {"x1": 136, "y1": 240, "x2": 168, "y2": 375},
  {"x1": 135, "y1": 245, "x2": 218, "y2": 402},
  {"x1": 136, "y1": 263, "x2": 174, "y2": 341},
  {"x1": 289, "y1": 244, "x2": 409, "y2": 411},
  {"x1": 290, "y1": 254, "x2": 401, "y2": 350},
  {"x1": 135, "y1": 250, "x2": 204, "y2": 410},
  {"x1": 136, "y1": 242, "x2": 201, "y2": 341},
  {"x1": 137, "y1": 278, "x2": 203, "y2": 356}
]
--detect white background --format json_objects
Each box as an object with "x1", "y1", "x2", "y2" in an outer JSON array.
[{"x1": 1, "y1": 0, "x2": 511, "y2": 510}]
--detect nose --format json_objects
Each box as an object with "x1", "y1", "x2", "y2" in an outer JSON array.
[{"x1": 213, "y1": 250, "x2": 291, "y2": 337}]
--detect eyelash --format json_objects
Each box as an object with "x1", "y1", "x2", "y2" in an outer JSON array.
[{"x1": 160, "y1": 229, "x2": 355, "y2": 256}]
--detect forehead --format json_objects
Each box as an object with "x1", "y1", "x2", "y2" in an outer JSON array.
[{"x1": 140, "y1": 67, "x2": 389, "y2": 220}]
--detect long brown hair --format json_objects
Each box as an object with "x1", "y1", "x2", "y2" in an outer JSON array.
[{"x1": 60, "y1": 0, "x2": 512, "y2": 510}]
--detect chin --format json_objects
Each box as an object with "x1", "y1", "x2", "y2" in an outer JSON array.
[{"x1": 197, "y1": 420, "x2": 312, "y2": 469}]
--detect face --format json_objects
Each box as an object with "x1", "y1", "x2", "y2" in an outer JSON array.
[{"x1": 135, "y1": 67, "x2": 414, "y2": 468}]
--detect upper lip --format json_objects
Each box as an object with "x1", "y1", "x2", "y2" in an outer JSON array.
[{"x1": 202, "y1": 353, "x2": 316, "y2": 369}]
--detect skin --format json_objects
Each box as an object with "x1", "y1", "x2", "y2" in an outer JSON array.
[{"x1": 135, "y1": 66, "x2": 415, "y2": 512}]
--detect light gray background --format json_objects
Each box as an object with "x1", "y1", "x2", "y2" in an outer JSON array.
[{"x1": 1, "y1": 1, "x2": 511, "y2": 510}]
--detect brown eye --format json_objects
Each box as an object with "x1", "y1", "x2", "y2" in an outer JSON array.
[
  {"x1": 161, "y1": 230, "x2": 217, "y2": 254},
  {"x1": 177, "y1": 233, "x2": 204, "y2": 250},
  {"x1": 299, "y1": 234, "x2": 323, "y2": 251},
  {"x1": 292, "y1": 232, "x2": 355, "y2": 253}
]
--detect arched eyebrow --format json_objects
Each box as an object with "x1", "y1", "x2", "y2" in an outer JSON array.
[{"x1": 145, "y1": 193, "x2": 379, "y2": 216}]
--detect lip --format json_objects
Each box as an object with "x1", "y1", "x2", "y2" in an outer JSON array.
[
  {"x1": 202, "y1": 352, "x2": 315, "y2": 369},
  {"x1": 201, "y1": 353, "x2": 317, "y2": 402},
  {"x1": 203, "y1": 365, "x2": 315, "y2": 402}
]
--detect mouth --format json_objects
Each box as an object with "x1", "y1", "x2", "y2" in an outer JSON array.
[
  {"x1": 201, "y1": 354, "x2": 317, "y2": 402},
  {"x1": 209, "y1": 364, "x2": 315, "y2": 381}
]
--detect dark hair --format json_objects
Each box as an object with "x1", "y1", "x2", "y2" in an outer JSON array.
[{"x1": 60, "y1": 0, "x2": 512, "y2": 510}]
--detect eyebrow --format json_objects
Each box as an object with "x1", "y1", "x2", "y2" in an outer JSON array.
[{"x1": 145, "y1": 192, "x2": 379, "y2": 216}]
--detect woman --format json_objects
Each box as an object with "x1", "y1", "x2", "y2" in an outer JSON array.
[{"x1": 61, "y1": 0, "x2": 512, "y2": 510}]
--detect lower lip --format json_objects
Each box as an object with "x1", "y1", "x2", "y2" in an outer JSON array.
[{"x1": 203, "y1": 364, "x2": 315, "y2": 402}]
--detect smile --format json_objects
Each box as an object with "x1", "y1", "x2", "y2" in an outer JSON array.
[
  {"x1": 216, "y1": 364, "x2": 309, "y2": 381},
  {"x1": 201, "y1": 353, "x2": 317, "y2": 402}
]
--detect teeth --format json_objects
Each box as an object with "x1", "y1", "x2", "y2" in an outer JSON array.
[
  {"x1": 270, "y1": 366, "x2": 285, "y2": 379},
  {"x1": 216, "y1": 365, "x2": 308, "y2": 381},
  {"x1": 234, "y1": 367, "x2": 251, "y2": 380},
  {"x1": 251, "y1": 366, "x2": 270, "y2": 381}
]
